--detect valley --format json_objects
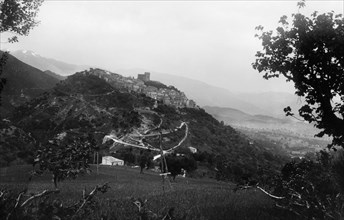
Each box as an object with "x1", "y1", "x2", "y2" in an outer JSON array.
[{"x1": 204, "y1": 106, "x2": 331, "y2": 158}]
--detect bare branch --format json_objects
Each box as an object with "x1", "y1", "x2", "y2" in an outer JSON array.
[
  {"x1": 234, "y1": 184, "x2": 284, "y2": 200},
  {"x1": 6, "y1": 192, "x2": 25, "y2": 220},
  {"x1": 75, "y1": 182, "x2": 109, "y2": 214},
  {"x1": 20, "y1": 189, "x2": 60, "y2": 208},
  {"x1": 256, "y1": 186, "x2": 285, "y2": 200},
  {"x1": 14, "y1": 192, "x2": 24, "y2": 209},
  {"x1": 289, "y1": 115, "x2": 305, "y2": 122},
  {"x1": 76, "y1": 186, "x2": 98, "y2": 213}
]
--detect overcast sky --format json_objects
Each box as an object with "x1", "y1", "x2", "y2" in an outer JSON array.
[{"x1": 2, "y1": 0, "x2": 343, "y2": 93}]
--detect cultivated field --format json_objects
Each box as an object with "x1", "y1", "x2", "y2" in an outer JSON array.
[{"x1": 0, "y1": 165, "x2": 298, "y2": 219}]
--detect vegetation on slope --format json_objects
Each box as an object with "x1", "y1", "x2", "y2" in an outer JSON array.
[
  {"x1": 0, "y1": 51, "x2": 61, "y2": 116},
  {"x1": 2, "y1": 72, "x2": 287, "y2": 184}
]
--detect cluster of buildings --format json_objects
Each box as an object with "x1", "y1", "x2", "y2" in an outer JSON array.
[{"x1": 80, "y1": 68, "x2": 197, "y2": 109}]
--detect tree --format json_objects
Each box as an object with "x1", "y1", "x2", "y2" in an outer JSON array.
[
  {"x1": 139, "y1": 150, "x2": 148, "y2": 174},
  {"x1": 0, "y1": 0, "x2": 43, "y2": 105},
  {"x1": 164, "y1": 154, "x2": 197, "y2": 180},
  {"x1": 34, "y1": 132, "x2": 96, "y2": 188},
  {"x1": 0, "y1": 0, "x2": 43, "y2": 43},
  {"x1": 251, "y1": 1, "x2": 344, "y2": 218},
  {"x1": 252, "y1": 1, "x2": 344, "y2": 149}
]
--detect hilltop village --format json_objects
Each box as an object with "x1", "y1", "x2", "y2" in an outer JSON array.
[{"x1": 80, "y1": 68, "x2": 197, "y2": 108}]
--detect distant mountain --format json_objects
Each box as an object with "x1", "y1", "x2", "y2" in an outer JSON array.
[
  {"x1": 234, "y1": 92, "x2": 303, "y2": 117},
  {"x1": 203, "y1": 106, "x2": 292, "y2": 128},
  {"x1": 11, "y1": 50, "x2": 90, "y2": 76},
  {"x1": 0, "y1": 51, "x2": 61, "y2": 116}
]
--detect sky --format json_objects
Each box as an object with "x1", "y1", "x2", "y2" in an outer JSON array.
[{"x1": 1, "y1": 0, "x2": 343, "y2": 93}]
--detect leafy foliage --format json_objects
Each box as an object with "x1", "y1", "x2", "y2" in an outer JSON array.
[
  {"x1": 144, "y1": 80, "x2": 169, "y2": 90},
  {"x1": 253, "y1": 3, "x2": 344, "y2": 149},
  {"x1": 112, "y1": 110, "x2": 142, "y2": 133},
  {"x1": 164, "y1": 154, "x2": 197, "y2": 179},
  {"x1": 252, "y1": 2, "x2": 344, "y2": 218},
  {"x1": 0, "y1": 0, "x2": 43, "y2": 43},
  {"x1": 55, "y1": 72, "x2": 114, "y2": 95},
  {"x1": 332, "y1": 150, "x2": 344, "y2": 193},
  {"x1": 0, "y1": 121, "x2": 36, "y2": 166},
  {"x1": 138, "y1": 150, "x2": 153, "y2": 173},
  {"x1": 270, "y1": 151, "x2": 343, "y2": 219},
  {"x1": 34, "y1": 132, "x2": 96, "y2": 188},
  {"x1": 0, "y1": 51, "x2": 8, "y2": 106}
]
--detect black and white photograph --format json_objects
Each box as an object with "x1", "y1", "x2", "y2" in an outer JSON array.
[{"x1": 0, "y1": 0, "x2": 343, "y2": 219}]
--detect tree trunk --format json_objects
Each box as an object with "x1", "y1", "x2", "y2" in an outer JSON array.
[
  {"x1": 52, "y1": 174, "x2": 58, "y2": 189},
  {"x1": 97, "y1": 151, "x2": 99, "y2": 175}
]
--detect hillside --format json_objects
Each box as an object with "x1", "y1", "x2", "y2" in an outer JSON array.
[
  {"x1": 44, "y1": 70, "x2": 66, "y2": 80},
  {"x1": 203, "y1": 106, "x2": 255, "y2": 123},
  {"x1": 2, "y1": 69, "x2": 287, "y2": 181},
  {"x1": 0, "y1": 52, "x2": 61, "y2": 116},
  {"x1": 0, "y1": 120, "x2": 36, "y2": 166}
]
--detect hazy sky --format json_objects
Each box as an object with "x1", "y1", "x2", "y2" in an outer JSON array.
[{"x1": 2, "y1": 0, "x2": 343, "y2": 93}]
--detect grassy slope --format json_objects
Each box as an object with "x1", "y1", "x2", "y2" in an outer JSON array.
[{"x1": 0, "y1": 165, "x2": 298, "y2": 220}]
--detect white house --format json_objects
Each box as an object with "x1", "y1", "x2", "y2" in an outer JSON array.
[
  {"x1": 188, "y1": 147, "x2": 197, "y2": 154},
  {"x1": 101, "y1": 156, "x2": 124, "y2": 166}
]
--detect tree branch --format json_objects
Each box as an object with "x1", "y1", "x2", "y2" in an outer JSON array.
[
  {"x1": 75, "y1": 182, "x2": 109, "y2": 214},
  {"x1": 256, "y1": 186, "x2": 285, "y2": 200},
  {"x1": 20, "y1": 189, "x2": 60, "y2": 208}
]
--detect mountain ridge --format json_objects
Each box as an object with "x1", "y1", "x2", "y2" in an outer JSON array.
[{"x1": 11, "y1": 50, "x2": 90, "y2": 76}]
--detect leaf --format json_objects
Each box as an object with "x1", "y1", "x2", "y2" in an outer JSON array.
[{"x1": 297, "y1": 0, "x2": 306, "y2": 9}]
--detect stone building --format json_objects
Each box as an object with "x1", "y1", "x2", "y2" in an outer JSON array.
[{"x1": 137, "y1": 72, "x2": 150, "y2": 82}]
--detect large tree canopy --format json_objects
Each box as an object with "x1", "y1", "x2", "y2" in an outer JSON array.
[
  {"x1": 253, "y1": 4, "x2": 344, "y2": 149},
  {"x1": 0, "y1": 0, "x2": 43, "y2": 43}
]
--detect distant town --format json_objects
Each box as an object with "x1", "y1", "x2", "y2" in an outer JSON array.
[{"x1": 80, "y1": 68, "x2": 198, "y2": 109}]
